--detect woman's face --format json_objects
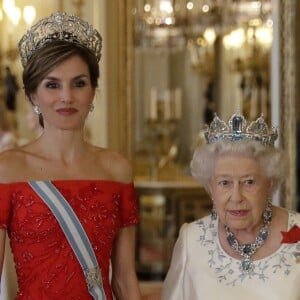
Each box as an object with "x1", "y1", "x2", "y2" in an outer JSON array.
[
  {"x1": 209, "y1": 154, "x2": 271, "y2": 233},
  {"x1": 30, "y1": 55, "x2": 95, "y2": 131}
]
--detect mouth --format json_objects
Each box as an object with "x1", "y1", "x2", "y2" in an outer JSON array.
[
  {"x1": 56, "y1": 108, "x2": 78, "y2": 115},
  {"x1": 228, "y1": 210, "x2": 249, "y2": 217}
]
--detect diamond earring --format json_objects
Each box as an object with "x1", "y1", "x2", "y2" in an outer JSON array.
[
  {"x1": 89, "y1": 103, "x2": 94, "y2": 112},
  {"x1": 263, "y1": 201, "x2": 272, "y2": 224},
  {"x1": 211, "y1": 202, "x2": 217, "y2": 220},
  {"x1": 33, "y1": 105, "x2": 41, "y2": 115}
]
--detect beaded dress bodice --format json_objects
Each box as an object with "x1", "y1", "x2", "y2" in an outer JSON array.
[{"x1": 0, "y1": 180, "x2": 139, "y2": 300}]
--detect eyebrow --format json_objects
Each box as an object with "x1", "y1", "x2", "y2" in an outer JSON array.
[
  {"x1": 43, "y1": 74, "x2": 89, "y2": 81},
  {"x1": 214, "y1": 173, "x2": 255, "y2": 179}
]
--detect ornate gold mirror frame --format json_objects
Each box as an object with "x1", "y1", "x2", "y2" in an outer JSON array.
[
  {"x1": 279, "y1": 0, "x2": 297, "y2": 210},
  {"x1": 106, "y1": 0, "x2": 297, "y2": 209},
  {"x1": 105, "y1": 1, "x2": 134, "y2": 158}
]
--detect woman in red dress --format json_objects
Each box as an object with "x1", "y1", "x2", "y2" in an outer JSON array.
[{"x1": 0, "y1": 12, "x2": 141, "y2": 300}]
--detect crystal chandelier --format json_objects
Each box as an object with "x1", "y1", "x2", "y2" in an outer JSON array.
[
  {"x1": 133, "y1": 0, "x2": 272, "y2": 73},
  {"x1": 134, "y1": 0, "x2": 240, "y2": 48}
]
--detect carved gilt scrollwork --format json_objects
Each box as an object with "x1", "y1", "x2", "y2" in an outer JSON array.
[{"x1": 280, "y1": 0, "x2": 297, "y2": 210}]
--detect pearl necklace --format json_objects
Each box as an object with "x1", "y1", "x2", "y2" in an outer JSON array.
[{"x1": 225, "y1": 203, "x2": 272, "y2": 273}]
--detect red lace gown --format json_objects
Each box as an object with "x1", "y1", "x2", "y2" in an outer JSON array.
[{"x1": 0, "y1": 180, "x2": 140, "y2": 299}]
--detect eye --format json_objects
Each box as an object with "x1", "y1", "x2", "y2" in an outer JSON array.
[
  {"x1": 45, "y1": 81, "x2": 59, "y2": 89},
  {"x1": 243, "y1": 179, "x2": 255, "y2": 186},
  {"x1": 218, "y1": 180, "x2": 231, "y2": 187},
  {"x1": 73, "y1": 79, "x2": 87, "y2": 87}
]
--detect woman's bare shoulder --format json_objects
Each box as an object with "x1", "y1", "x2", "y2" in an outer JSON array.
[
  {"x1": 0, "y1": 147, "x2": 25, "y2": 166},
  {"x1": 93, "y1": 147, "x2": 133, "y2": 183},
  {"x1": 0, "y1": 147, "x2": 29, "y2": 182}
]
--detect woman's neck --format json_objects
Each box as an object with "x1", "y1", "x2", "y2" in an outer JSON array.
[
  {"x1": 30, "y1": 131, "x2": 90, "y2": 164},
  {"x1": 218, "y1": 219, "x2": 266, "y2": 245}
]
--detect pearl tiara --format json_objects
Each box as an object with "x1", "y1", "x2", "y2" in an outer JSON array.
[
  {"x1": 18, "y1": 12, "x2": 102, "y2": 67},
  {"x1": 204, "y1": 113, "x2": 278, "y2": 147}
]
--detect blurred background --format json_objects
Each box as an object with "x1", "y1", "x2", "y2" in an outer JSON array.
[{"x1": 0, "y1": 1, "x2": 299, "y2": 299}]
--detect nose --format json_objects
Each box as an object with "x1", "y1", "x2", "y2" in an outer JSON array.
[
  {"x1": 230, "y1": 182, "x2": 243, "y2": 203},
  {"x1": 60, "y1": 86, "x2": 73, "y2": 103}
]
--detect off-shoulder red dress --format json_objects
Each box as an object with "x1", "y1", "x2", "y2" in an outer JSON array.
[{"x1": 0, "y1": 180, "x2": 140, "y2": 299}]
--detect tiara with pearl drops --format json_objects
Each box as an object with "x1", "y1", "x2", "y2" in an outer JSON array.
[
  {"x1": 18, "y1": 12, "x2": 102, "y2": 67},
  {"x1": 204, "y1": 113, "x2": 278, "y2": 147}
]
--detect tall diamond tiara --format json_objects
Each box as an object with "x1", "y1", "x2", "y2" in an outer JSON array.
[
  {"x1": 204, "y1": 113, "x2": 278, "y2": 147},
  {"x1": 18, "y1": 12, "x2": 102, "y2": 67}
]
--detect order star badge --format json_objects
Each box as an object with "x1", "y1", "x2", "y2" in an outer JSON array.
[
  {"x1": 281, "y1": 225, "x2": 300, "y2": 243},
  {"x1": 281, "y1": 225, "x2": 300, "y2": 263}
]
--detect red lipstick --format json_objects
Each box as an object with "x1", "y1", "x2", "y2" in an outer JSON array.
[{"x1": 56, "y1": 108, "x2": 78, "y2": 115}]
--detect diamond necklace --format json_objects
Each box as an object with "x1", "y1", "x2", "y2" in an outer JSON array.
[{"x1": 225, "y1": 202, "x2": 272, "y2": 273}]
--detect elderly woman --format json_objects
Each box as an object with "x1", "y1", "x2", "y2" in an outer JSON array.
[{"x1": 162, "y1": 113, "x2": 300, "y2": 300}]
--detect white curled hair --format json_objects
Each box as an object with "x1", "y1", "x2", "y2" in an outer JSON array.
[{"x1": 190, "y1": 140, "x2": 286, "y2": 194}]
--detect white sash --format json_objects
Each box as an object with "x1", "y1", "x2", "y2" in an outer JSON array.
[{"x1": 29, "y1": 181, "x2": 106, "y2": 300}]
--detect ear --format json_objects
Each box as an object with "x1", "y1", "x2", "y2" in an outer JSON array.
[
  {"x1": 268, "y1": 180, "x2": 274, "y2": 196},
  {"x1": 205, "y1": 180, "x2": 213, "y2": 197},
  {"x1": 28, "y1": 94, "x2": 37, "y2": 106}
]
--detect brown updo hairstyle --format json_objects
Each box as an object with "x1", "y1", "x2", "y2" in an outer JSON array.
[{"x1": 22, "y1": 40, "x2": 100, "y2": 127}]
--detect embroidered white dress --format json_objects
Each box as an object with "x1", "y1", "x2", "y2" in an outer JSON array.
[{"x1": 162, "y1": 210, "x2": 300, "y2": 300}]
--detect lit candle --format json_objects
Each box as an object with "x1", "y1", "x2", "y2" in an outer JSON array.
[
  {"x1": 249, "y1": 87, "x2": 258, "y2": 120},
  {"x1": 188, "y1": 42, "x2": 198, "y2": 66},
  {"x1": 149, "y1": 87, "x2": 158, "y2": 120},
  {"x1": 261, "y1": 86, "x2": 268, "y2": 118},
  {"x1": 235, "y1": 75, "x2": 242, "y2": 113},
  {"x1": 164, "y1": 89, "x2": 171, "y2": 121}
]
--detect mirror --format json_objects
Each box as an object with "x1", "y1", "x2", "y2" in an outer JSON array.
[
  {"x1": 131, "y1": 0, "x2": 274, "y2": 182},
  {"x1": 107, "y1": 0, "x2": 297, "y2": 209}
]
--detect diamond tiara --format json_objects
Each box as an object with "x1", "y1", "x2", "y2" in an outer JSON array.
[
  {"x1": 18, "y1": 12, "x2": 102, "y2": 67},
  {"x1": 204, "y1": 113, "x2": 278, "y2": 147}
]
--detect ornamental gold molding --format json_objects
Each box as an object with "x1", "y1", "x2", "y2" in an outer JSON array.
[{"x1": 280, "y1": 0, "x2": 297, "y2": 210}]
